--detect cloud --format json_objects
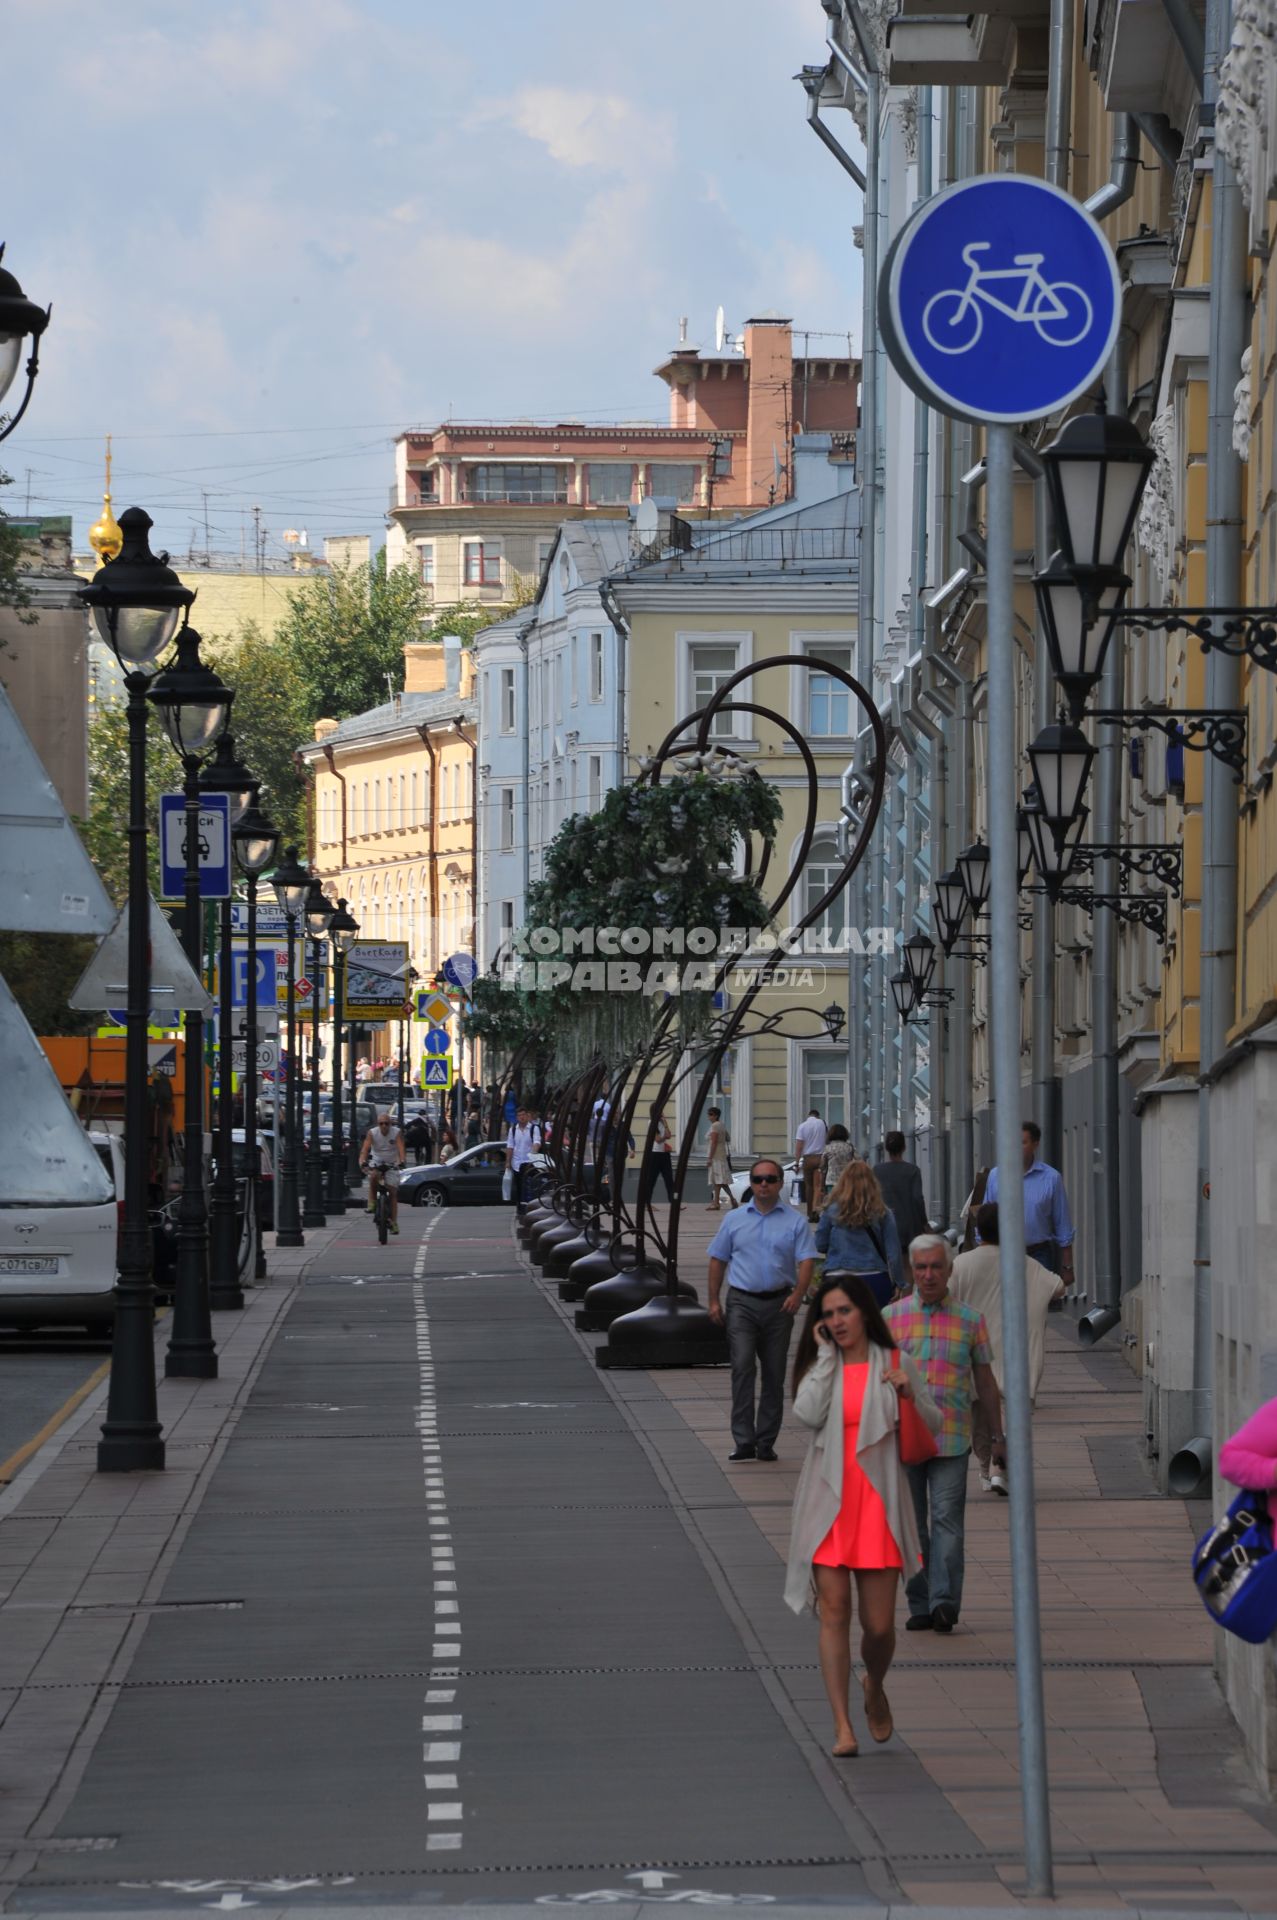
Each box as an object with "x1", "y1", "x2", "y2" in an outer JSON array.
[{"x1": 482, "y1": 86, "x2": 676, "y2": 179}]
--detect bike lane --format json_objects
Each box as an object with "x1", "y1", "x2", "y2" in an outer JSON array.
[{"x1": 14, "y1": 1206, "x2": 878, "y2": 1909}]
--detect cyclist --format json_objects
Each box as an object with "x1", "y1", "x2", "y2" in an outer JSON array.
[{"x1": 360, "y1": 1109, "x2": 405, "y2": 1235}]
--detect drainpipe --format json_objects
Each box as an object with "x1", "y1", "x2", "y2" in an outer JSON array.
[
  {"x1": 1045, "y1": 0, "x2": 1073, "y2": 194},
  {"x1": 911, "y1": 88, "x2": 933, "y2": 663},
  {"x1": 910, "y1": 688, "x2": 947, "y2": 1218},
  {"x1": 1172, "y1": 0, "x2": 1247, "y2": 1492},
  {"x1": 599, "y1": 580, "x2": 629, "y2": 798},
  {"x1": 451, "y1": 715, "x2": 479, "y2": 1087},
  {"x1": 803, "y1": 64, "x2": 867, "y2": 191},
  {"x1": 1084, "y1": 114, "x2": 1141, "y2": 221},
  {"x1": 416, "y1": 724, "x2": 440, "y2": 977},
  {"x1": 322, "y1": 742, "x2": 348, "y2": 872},
  {"x1": 931, "y1": 653, "x2": 973, "y2": 1208}
]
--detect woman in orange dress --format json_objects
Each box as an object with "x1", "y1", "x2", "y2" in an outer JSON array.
[{"x1": 787, "y1": 1274, "x2": 940, "y2": 1758}]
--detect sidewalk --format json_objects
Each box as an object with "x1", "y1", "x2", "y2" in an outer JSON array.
[{"x1": 564, "y1": 1200, "x2": 1277, "y2": 1910}]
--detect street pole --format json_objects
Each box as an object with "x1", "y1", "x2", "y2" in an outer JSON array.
[
  {"x1": 208, "y1": 893, "x2": 244, "y2": 1309},
  {"x1": 244, "y1": 873, "x2": 266, "y2": 1277},
  {"x1": 347, "y1": 1025, "x2": 362, "y2": 1194},
  {"x1": 328, "y1": 942, "x2": 347, "y2": 1215},
  {"x1": 303, "y1": 927, "x2": 327, "y2": 1227},
  {"x1": 397, "y1": 1014, "x2": 407, "y2": 1131},
  {"x1": 98, "y1": 671, "x2": 165, "y2": 1471},
  {"x1": 986, "y1": 424, "x2": 1053, "y2": 1896},
  {"x1": 167, "y1": 753, "x2": 218, "y2": 1379},
  {"x1": 276, "y1": 908, "x2": 304, "y2": 1248}
]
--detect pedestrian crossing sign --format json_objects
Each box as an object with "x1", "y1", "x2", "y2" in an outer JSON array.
[{"x1": 421, "y1": 1056, "x2": 453, "y2": 1089}]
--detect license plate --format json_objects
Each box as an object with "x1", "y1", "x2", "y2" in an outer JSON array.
[{"x1": 0, "y1": 1256, "x2": 58, "y2": 1274}]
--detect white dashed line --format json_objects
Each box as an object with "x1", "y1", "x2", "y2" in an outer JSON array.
[{"x1": 413, "y1": 1210, "x2": 463, "y2": 1853}]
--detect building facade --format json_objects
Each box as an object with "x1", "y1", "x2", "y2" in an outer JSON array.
[{"x1": 384, "y1": 319, "x2": 859, "y2": 600}]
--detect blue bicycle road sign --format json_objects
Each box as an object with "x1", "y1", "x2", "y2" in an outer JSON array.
[
  {"x1": 442, "y1": 951, "x2": 477, "y2": 991},
  {"x1": 879, "y1": 175, "x2": 1121, "y2": 425}
]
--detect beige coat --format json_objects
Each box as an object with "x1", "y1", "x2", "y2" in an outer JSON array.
[{"x1": 783, "y1": 1342, "x2": 942, "y2": 1614}]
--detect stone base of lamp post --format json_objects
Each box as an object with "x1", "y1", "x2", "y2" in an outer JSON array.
[{"x1": 595, "y1": 1294, "x2": 728, "y2": 1370}]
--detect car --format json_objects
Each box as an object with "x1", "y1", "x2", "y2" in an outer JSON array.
[
  {"x1": 399, "y1": 1143, "x2": 550, "y2": 1209},
  {"x1": 728, "y1": 1161, "x2": 804, "y2": 1208},
  {"x1": 0, "y1": 1124, "x2": 119, "y2": 1336}
]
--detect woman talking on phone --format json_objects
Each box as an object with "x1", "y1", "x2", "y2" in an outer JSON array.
[{"x1": 785, "y1": 1274, "x2": 940, "y2": 1758}]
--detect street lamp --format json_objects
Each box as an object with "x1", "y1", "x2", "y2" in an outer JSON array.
[
  {"x1": 270, "y1": 846, "x2": 310, "y2": 1247},
  {"x1": 232, "y1": 801, "x2": 280, "y2": 1279},
  {"x1": 148, "y1": 628, "x2": 234, "y2": 1380},
  {"x1": 902, "y1": 931, "x2": 937, "y2": 999},
  {"x1": 303, "y1": 877, "x2": 335, "y2": 1227},
  {"x1": 932, "y1": 866, "x2": 969, "y2": 957},
  {"x1": 1041, "y1": 401, "x2": 1155, "y2": 579},
  {"x1": 79, "y1": 507, "x2": 194, "y2": 1473},
  {"x1": 956, "y1": 839, "x2": 991, "y2": 918},
  {"x1": 0, "y1": 244, "x2": 51, "y2": 442},
  {"x1": 1017, "y1": 788, "x2": 1040, "y2": 889},
  {"x1": 326, "y1": 899, "x2": 359, "y2": 1214},
  {"x1": 1034, "y1": 551, "x2": 1125, "y2": 722},
  {"x1": 821, "y1": 1000, "x2": 846, "y2": 1042},
  {"x1": 200, "y1": 736, "x2": 259, "y2": 1312},
  {"x1": 1028, "y1": 717, "x2": 1096, "y2": 839},
  {"x1": 1025, "y1": 801, "x2": 1089, "y2": 897},
  {"x1": 890, "y1": 971, "x2": 916, "y2": 1021}
]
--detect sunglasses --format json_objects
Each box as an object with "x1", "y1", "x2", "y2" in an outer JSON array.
[{"x1": 750, "y1": 1173, "x2": 781, "y2": 1185}]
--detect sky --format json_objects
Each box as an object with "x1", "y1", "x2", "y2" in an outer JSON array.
[{"x1": 5, "y1": 0, "x2": 865, "y2": 570}]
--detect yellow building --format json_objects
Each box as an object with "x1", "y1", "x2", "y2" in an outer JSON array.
[
  {"x1": 298, "y1": 637, "x2": 477, "y2": 1081},
  {"x1": 611, "y1": 482, "x2": 868, "y2": 1165}
]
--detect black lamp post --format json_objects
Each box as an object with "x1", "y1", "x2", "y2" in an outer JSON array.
[
  {"x1": 232, "y1": 802, "x2": 280, "y2": 1278},
  {"x1": 956, "y1": 839, "x2": 991, "y2": 918},
  {"x1": 270, "y1": 847, "x2": 310, "y2": 1247},
  {"x1": 890, "y1": 971, "x2": 916, "y2": 1021},
  {"x1": 327, "y1": 899, "x2": 359, "y2": 1213},
  {"x1": 149, "y1": 626, "x2": 234, "y2": 1379},
  {"x1": 1041, "y1": 401, "x2": 1155, "y2": 581},
  {"x1": 1025, "y1": 800, "x2": 1090, "y2": 898},
  {"x1": 1028, "y1": 717, "x2": 1096, "y2": 843},
  {"x1": 0, "y1": 245, "x2": 50, "y2": 443},
  {"x1": 902, "y1": 931, "x2": 937, "y2": 1000},
  {"x1": 932, "y1": 866, "x2": 969, "y2": 957},
  {"x1": 303, "y1": 877, "x2": 335, "y2": 1226},
  {"x1": 1017, "y1": 788, "x2": 1041, "y2": 889},
  {"x1": 199, "y1": 735, "x2": 257, "y2": 1312},
  {"x1": 821, "y1": 1000, "x2": 846, "y2": 1042},
  {"x1": 80, "y1": 507, "x2": 194, "y2": 1472},
  {"x1": 1034, "y1": 551, "x2": 1125, "y2": 723}
]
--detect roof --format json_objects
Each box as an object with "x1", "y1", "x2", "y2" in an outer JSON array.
[
  {"x1": 554, "y1": 520, "x2": 635, "y2": 585},
  {"x1": 611, "y1": 488, "x2": 861, "y2": 584},
  {"x1": 302, "y1": 688, "x2": 478, "y2": 755}
]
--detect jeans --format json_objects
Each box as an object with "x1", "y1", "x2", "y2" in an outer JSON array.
[
  {"x1": 646, "y1": 1154, "x2": 675, "y2": 1200},
  {"x1": 725, "y1": 1288, "x2": 794, "y2": 1451},
  {"x1": 905, "y1": 1452, "x2": 970, "y2": 1617}
]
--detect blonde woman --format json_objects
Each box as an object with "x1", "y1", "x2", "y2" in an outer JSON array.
[{"x1": 815, "y1": 1160, "x2": 904, "y2": 1307}]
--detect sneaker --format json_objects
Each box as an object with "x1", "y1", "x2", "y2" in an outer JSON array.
[
  {"x1": 989, "y1": 1467, "x2": 1009, "y2": 1496},
  {"x1": 389, "y1": 1219, "x2": 400, "y2": 1235},
  {"x1": 979, "y1": 1471, "x2": 993, "y2": 1493}
]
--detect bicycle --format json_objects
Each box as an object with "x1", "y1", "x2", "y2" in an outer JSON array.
[{"x1": 922, "y1": 242, "x2": 1092, "y2": 356}]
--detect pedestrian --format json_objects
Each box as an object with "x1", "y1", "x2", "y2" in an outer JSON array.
[
  {"x1": 821, "y1": 1123, "x2": 856, "y2": 1199},
  {"x1": 464, "y1": 1100, "x2": 482, "y2": 1148},
  {"x1": 985, "y1": 1120, "x2": 1076, "y2": 1291},
  {"x1": 646, "y1": 1106, "x2": 676, "y2": 1202},
  {"x1": 705, "y1": 1106, "x2": 735, "y2": 1211},
  {"x1": 874, "y1": 1131, "x2": 929, "y2": 1252},
  {"x1": 707, "y1": 1157, "x2": 815, "y2": 1462},
  {"x1": 794, "y1": 1107, "x2": 829, "y2": 1222},
  {"x1": 505, "y1": 1105, "x2": 542, "y2": 1205},
  {"x1": 1219, "y1": 1396, "x2": 1277, "y2": 1491},
  {"x1": 404, "y1": 1111, "x2": 432, "y2": 1165},
  {"x1": 815, "y1": 1161, "x2": 904, "y2": 1307},
  {"x1": 950, "y1": 1202, "x2": 1064, "y2": 1494},
  {"x1": 786, "y1": 1274, "x2": 941, "y2": 1755},
  {"x1": 958, "y1": 1167, "x2": 990, "y2": 1253},
  {"x1": 885, "y1": 1236, "x2": 1005, "y2": 1633}
]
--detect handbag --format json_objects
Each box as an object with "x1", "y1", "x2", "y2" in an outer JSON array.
[
  {"x1": 895, "y1": 1378, "x2": 939, "y2": 1466},
  {"x1": 1192, "y1": 1488, "x2": 1277, "y2": 1644},
  {"x1": 501, "y1": 1167, "x2": 514, "y2": 1203}
]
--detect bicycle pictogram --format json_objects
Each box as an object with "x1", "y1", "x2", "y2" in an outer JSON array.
[{"x1": 922, "y1": 241, "x2": 1093, "y2": 356}]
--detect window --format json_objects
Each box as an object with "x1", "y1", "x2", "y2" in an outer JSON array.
[
  {"x1": 360, "y1": 781, "x2": 369, "y2": 836},
  {"x1": 803, "y1": 843, "x2": 847, "y2": 950},
  {"x1": 709, "y1": 438, "x2": 732, "y2": 479},
  {"x1": 554, "y1": 652, "x2": 564, "y2": 723},
  {"x1": 372, "y1": 780, "x2": 381, "y2": 834},
  {"x1": 463, "y1": 464, "x2": 567, "y2": 504},
  {"x1": 463, "y1": 540, "x2": 501, "y2": 586},
  {"x1": 589, "y1": 632, "x2": 605, "y2": 703},
  {"x1": 464, "y1": 760, "x2": 473, "y2": 817},
  {"x1": 570, "y1": 634, "x2": 579, "y2": 705},
  {"x1": 398, "y1": 772, "x2": 406, "y2": 829},
  {"x1": 588, "y1": 754, "x2": 603, "y2": 811},
  {"x1": 500, "y1": 788, "x2": 516, "y2": 851},
  {"x1": 586, "y1": 462, "x2": 633, "y2": 505},
  {"x1": 417, "y1": 542, "x2": 435, "y2": 587},
  {"x1": 806, "y1": 644, "x2": 855, "y2": 736},
  {"x1": 500, "y1": 666, "x2": 516, "y2": 734},
  {"x1": 803, "y1": 1048, "x2": 848, "y2": 1133},
  {"x1": 689, "y1": 641, "x2": 741, "y2": 739},
  {"x1": 649, "y1": 462, "x2": 699, "y2": 503},
  {"x1": 410, "y1": 769, "x2": 417, "y2": 826},
  {"x1": 500, "y1": 900, "x2": 515, "y2": 948}
]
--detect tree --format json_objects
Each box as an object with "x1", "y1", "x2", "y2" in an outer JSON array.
[
  {"x1": 277, "y1": 551, "x2": 428, "y2": 724},
  {"x1": 79, "y1": 700, "x2": 181, "y2": 905},
  {"x1": 217, "y1": 619, "x2": 308, "y2": 844},
  {"x1": 0, "y1": 468, "x2": 34, "y2": 626},
  {"x1": 0, "y1": 932, "x2": 98, "y2": 1037}
]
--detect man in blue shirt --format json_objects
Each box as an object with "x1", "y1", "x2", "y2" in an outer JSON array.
[
  {"x1": 985, "y1": 1120, "x2": 1075, "y2": 1286},
  {"x1": 707, "y1": 1158, "x2": 816, "y2": 1462}
]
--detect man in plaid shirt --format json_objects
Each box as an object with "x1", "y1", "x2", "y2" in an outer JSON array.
[{"x1": 885, "y1": 1235, "x2": 1006, "y2": 1633}]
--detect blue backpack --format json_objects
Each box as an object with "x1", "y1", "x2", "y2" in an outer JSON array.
[{"x1": 1191, "y1": 1489, "x2": 1277, "y2": 1644}]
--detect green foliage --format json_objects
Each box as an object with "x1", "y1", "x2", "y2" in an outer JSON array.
[
  {"x1": 0, "y1": 932, "x2": 98, "y2": 1037},
  {"x1": 276, "y1": 550, "x2": 428, "y2": 723},
  {"x1": 0, "y1": 468, "x2": 34, "y2": 625},
  {"x1": 80, "y1": 700, "x2": 181, "y2": 905},
  {"x1": 464, "y1": 764, "x2": 784, "y2": 1078},
  {"x1": 217, "y1": 619, "x2": 308, "y2": 844}
]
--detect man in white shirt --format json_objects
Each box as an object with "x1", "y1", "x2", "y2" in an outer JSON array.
[
  {"x1": 793, "y1": 1108, "x2": 829, "y2": 1222},
  {"x1": 359, "y1": 1110, "x2": 405, "y2": 1234},
  {"x1": 949, "y1": 1200, "x2": 1065, "y2": 1493},
  {"x1": 505, "y1": 1106, "x2": 542, "y2": 1205}
]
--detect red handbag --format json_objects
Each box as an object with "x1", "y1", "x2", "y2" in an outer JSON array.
[{"x1": 896, "y1": 1391, "x2": 939, "y2": 1466}]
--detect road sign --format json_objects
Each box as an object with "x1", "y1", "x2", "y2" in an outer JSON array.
[
  {"x1": 232, "y1": 1038, "x2": 279, "y2": 1074},
  {"x1": 226, "y1": 945, "x2": 277, "y2": 1011},
  {"x1": 158, "y1": 792, "x2": 232, "y2": 901},
  {"x1": 417, "y1": 988, "x2": 452, "y2": 1026},
  {"x1": 229, "y1": 902, "x2": 290, "y2": 939},
  {"x1": 69, "y1": 893, "x2": 213, "y2": 1014},
  {"x1": 343, "y1": 941, "x2": 410, "y2": 1021},
  {"x1": 879, "y1": 175, "x2": 1121, "y2": 425},
  {"x1": 421, "y1": 1056, "x2": 453, "y2": 1090},
  {"x1": 423, "y1": 1026, "x2": 450, "y2": 1057},
  {"x1": 0, "y1": 685, "x2": 115, "y2": 935},
  {"x1": 442, "y1": 950, "x2": 477, "y2": 991}
]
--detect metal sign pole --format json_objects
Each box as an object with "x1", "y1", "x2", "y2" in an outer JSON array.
[{"x1": 986, "y1": 424, "x2": 1053, "y2": 1895}]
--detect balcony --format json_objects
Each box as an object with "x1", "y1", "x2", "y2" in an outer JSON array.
[{"x1": 457, "y1": 485, "x2": 569, "y2": 507}]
